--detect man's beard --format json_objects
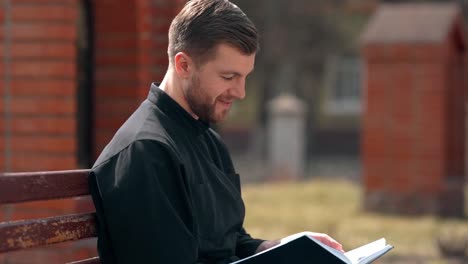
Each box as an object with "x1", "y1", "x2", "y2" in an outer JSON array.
[{"x1": 184, "y1": 74, "x2": 230, "y2": 123}]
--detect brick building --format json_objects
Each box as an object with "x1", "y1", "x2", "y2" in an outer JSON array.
[
  {"x1": 0, "y1": 0, "x2": 186, "y2": 262},
  {"x1": 361, "y1": 3, "x2": 467, "y2": 217}
]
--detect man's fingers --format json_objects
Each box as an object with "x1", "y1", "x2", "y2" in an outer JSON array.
[
  {"x1": 328, "y1": 239, "x2": 344, "y2": 252},
  {"x1": 309, "y1": 233, "x2": 344, "y2": 252}
]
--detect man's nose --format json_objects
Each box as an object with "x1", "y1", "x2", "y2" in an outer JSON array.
[{"x1": 230, "y1": 79, "x2": 246, "y2": 100}]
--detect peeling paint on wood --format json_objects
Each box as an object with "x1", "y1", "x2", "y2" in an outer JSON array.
[
  {"x1": 0, "y1": 213, "x2": 96, "y2": 253},
  {"x1": 0, "y1": 169, "x2": 100, "y2": 263}
]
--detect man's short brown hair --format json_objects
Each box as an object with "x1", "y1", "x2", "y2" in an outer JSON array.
[{"x1": 168, "y1": 0, "x2": 259, "y2": 65}]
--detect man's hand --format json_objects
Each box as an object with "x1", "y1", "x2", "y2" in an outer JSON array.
[
  {"x1": 305, "y1": 232, "x2": 344, "y2": 252},
  {"x1": 255, "y1": 240, "x2": 280, "y2": 253}
]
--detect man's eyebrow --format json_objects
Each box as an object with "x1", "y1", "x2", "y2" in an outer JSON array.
[
  {"x1": 219, "y1": 71, "x2": 242, "y2": 76},
  {"x1": 219, "y1": 69, "x2": 254, "y2": 76}
]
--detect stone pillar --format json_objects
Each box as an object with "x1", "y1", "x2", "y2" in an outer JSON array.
[
  {"x1": 267, "y1": 94, "x2": 307, "y2": 180},
  {"x1": 361, "y1": 3, "x2": 466, "y2": 217}
]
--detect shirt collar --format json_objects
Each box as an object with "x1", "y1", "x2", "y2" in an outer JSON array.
[{"x1": 147, "y1": 82, "x2": 210, "y2": 135}]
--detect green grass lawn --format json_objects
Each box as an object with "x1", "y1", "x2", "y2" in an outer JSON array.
[{"x1": 242, "y1": 178, "x2": 468, "y2": 264}]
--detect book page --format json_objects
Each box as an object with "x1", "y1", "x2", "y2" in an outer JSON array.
[
  {"x1": 344, "y1": 238, "x2": 386, "y2": 263},
  {"x1": 356, "y1": 245, "x2": 394, "y2": 264}
]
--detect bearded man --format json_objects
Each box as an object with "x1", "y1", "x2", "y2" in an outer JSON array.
[{"x1": 90, "y1": 1, "x2": 343, "y2": 263}]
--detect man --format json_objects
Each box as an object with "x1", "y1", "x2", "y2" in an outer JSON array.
[{"x1": 90, "y1": 0, "x2": 343, "y2": 263}]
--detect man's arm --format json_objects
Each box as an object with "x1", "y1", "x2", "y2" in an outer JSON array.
[
  {"x1": 235, "y1": 227, "x2": 265, "y2": 258},
  {"x1": 91, "y1": 140, "x2": 199, "y2": 263}
]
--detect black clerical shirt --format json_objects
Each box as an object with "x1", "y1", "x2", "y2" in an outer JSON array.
[{"x1": 90, "y1": 83, "x2": 264, "y2": 264}]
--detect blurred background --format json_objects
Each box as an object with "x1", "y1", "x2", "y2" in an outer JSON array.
[{"x1": 1, "y1": 0, "x2": 468, "y2": 263}]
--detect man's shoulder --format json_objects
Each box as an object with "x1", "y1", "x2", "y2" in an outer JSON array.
[
  {"x1": 93, "y1": 100, "x2": 178, "y2": 167},
  {"x1": 93, "y1": 138, "x2": 176, "y2": 169}
]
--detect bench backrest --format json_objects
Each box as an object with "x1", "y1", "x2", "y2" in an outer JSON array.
[{"x1": 0, "y1": 170, "x2": 100, "y2": 264}]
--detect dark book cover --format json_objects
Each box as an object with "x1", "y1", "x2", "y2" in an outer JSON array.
[
  {"x1": 231, "y1": 233, "x2": 393, "y2": 264},
  {"x1": 232, "y1": 235, "x2": 346, "y2": 264}
]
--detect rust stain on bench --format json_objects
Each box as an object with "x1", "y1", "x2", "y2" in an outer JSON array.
[
  {"x1": 0, "y1": 212, "x2": 96, "y2": 253},
  {"x1": 0, "y1": 170, "x2": 100, "y2": 263}
]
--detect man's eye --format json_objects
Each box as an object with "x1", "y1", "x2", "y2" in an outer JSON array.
[{"x1": 222, "y1": 76, "x2": 234, "y2": 81}]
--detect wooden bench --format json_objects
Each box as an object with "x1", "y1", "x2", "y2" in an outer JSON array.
[{"x1": 0, "y1": 170, "x2": 100, "y2": 264}]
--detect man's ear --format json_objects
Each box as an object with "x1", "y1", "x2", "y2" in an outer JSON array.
[{"x1": 174, "y1": 52, "x2": 194, "y2": 79}]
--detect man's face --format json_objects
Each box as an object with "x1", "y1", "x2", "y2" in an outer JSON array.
[{"x1": 183, "y1": 44, "x2": 255, "y2": 123}]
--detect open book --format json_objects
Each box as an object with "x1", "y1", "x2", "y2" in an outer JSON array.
[{"x1": 231, "y1": 232, "x2": 393, "y2": 264}]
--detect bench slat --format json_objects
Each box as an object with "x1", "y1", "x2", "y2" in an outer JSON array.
[
  {"x1": 0, "y1": 170, "x2": 91, "y2": 204},
  {"x1": 0, "y1": 212, "x2": 96, "y2": 253}
]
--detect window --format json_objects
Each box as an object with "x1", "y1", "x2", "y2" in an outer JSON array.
[{"x1": 323, "y1": 55, "x2": 362, "y2": 115}]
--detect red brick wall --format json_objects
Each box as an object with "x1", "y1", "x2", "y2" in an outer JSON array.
[
  {"x1": 0, "y1": 0, "x2": 186, "y2": 263},
  {"x1": 0, "y1": 0, "x2": 83, "y2": 262},
  {"x1": 445, "y1": 26, "x2": 466, "y2": 215},
  {"x1": 0, "y1": 0, "x2": 188, "y2": 168},
  {"x1": 1, "y1": 0, "x2": 79, "y2": 172},
  {"x1": 0, "y1": 1, "x2": 83, "y2": 262},
  {"x1": 93, "y1": 0, "x2": 186, "y2": 159},
  {"x1": 362, "y1": 38, "x2": 466, "y2": 216}
]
